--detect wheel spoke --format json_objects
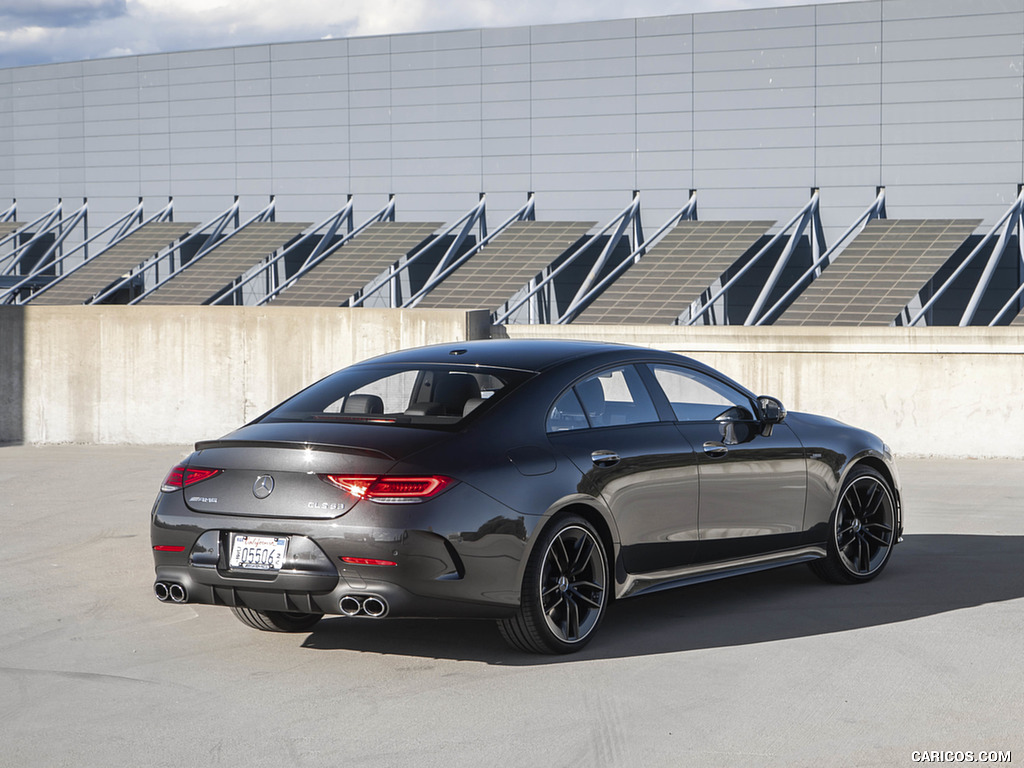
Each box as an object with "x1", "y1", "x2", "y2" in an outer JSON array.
[
  {"x1": 568, "y1": 588, "x2": 602, "y2": 610},
  {"x1": 857, "y1": 535, "x2": 870, "y2": 572},
  {"x1": 569, "y1": 536, "x2": 595, "y2": 576},
  {"x1": 863, "y1": 529, "x2": 890, "y2": 547},
  {"x1": 862, "y1": 483, "x2": 884, "y2": 519},
  {"x1": 565, "y1": 596, "x2": 580, "y2": 640},
  {"x1": 545, "y1": 593, "x2": 564, "y2": 616},
  {"x1": 864, "y1": 521, "x2": 893, "y2": 533},
  {"x1": 550, "y1": 535, "x2": 570, "y2": 573},
  {"x1": 541, "y1": 584, "x2": 561, "y2": 600}
]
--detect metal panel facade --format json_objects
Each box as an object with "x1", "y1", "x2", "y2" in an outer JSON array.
[{"x1": 0, "y1": 0, "x2": 1022, "y2": 238}]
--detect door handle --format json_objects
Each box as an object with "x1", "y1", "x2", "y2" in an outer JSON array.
[
  {"x1": 590, "y1": 449, "x2": 620, "y2": 467},
  {"x1": 703, "y1": 441, "x2": 728, "y2": 458}
]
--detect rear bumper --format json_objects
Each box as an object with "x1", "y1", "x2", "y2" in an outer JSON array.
[
  {"x1": 152, "y1": 562, "x2": 515, "y2": 619},
  {"x1": 149, "y1": 485, "x2": 534, "y2": 619}
]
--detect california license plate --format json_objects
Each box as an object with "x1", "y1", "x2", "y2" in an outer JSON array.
[{"x1": 229, "y1": 534, "x2": 287, "y2": 571}]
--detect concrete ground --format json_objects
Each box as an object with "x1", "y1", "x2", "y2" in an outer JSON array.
[{"x1": 0, "y1": 445, "x2": 1021, "y2": 768}]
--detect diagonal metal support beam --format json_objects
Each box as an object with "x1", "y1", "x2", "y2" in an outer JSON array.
[
  {"x1": 86, "y1": 198, "x2": 240, "y2": 305},
  {"x1": 494, "y1": 191, "x2": 698, "y2": 326},
  {"x1": 212, "y1": 196, "x2": 357, "y2": 305},
  {"x1": 744, "y1": 189, "x2": 824, "y2": 325},
  {"x1": 904, "y1": 186, "x2": 1024, "y2": 327},
  {"x1": 958, "y1": 187, "x2": 1024, "y2": 326},
  {"x1": 1, "y1": 200, "x2": 66, "y2": 277},
  {"x1": 754, "y1": 187, "x2": 886, "y2": 326},
  {"x1": 257, "y1": 196, "x2": 393, "y2": 305},
  {"x1": 353, "y1": 193, "x2": 533, "y2": 310},
  {"x1": 2, "y1": 199, "x2": 171, "y2": 305},
  {"x1": 687, "y1": 194, "x2": 824, "y2": 326}
]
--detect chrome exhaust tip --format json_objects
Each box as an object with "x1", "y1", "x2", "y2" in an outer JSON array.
[
  {"x1": 339, "y1": 595, "x2": 363, "y2": 616},
  {"x1": 168, "y1": 583, "x2": 187, "y2": 603},
  {"x1": 154, "y1": 582, "x2": 170, "y2": 602},
  {"x1": 362, "y1": 596, "x2": 388, "y2": 618}
]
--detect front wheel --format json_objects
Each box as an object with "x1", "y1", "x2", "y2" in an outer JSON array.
[
  {"x1": 810, "y1": 465, "x2": 897, "y2": 584},
  {"x1": 230, "y1": 606, "x2": 323, "y2": 632},
  {"x1": 498, "y1": 514, "x2": 609, "y2": 654}
]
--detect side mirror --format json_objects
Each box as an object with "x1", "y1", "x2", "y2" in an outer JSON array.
[
  {"x1": 757, "y1": 396, "x2": 787, "y2": 437},
  {"x1": 715, "y1": 405, "x2": 753, "y2": 445}
]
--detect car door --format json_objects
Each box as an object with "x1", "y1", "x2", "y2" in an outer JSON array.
[
  {"x1": 643, "y1": 364, "x2": 808, "y2": 561},
  {"x1": 546, "y1": 365, "x2": 701, "y2": 573}
]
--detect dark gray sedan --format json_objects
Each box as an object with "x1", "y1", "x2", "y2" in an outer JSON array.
[{"x1": 151, "y1": 339, "x2": 901, "y2": 653}]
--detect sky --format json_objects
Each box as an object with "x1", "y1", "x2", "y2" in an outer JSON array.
[{"x1": 0, "y1": 0, "x2": 854, "y2": 70}]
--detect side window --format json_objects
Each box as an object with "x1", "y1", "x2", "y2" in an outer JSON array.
[
  {"x1": 573, "y1": 366, "x2": 659, "y2": 428},
  {"x1": 650, "y1": 365, "x2": 752, "y2": 422},
  {"x1": 547, "y1": 390, "x2": 588, "y2": 432}
]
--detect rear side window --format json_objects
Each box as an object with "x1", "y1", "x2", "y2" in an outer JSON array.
[
  {"x1": 547, "y1": 365, "x2": 659, "y2": 432},
  {"x1": 262, "y1": 365, "x2": 533, "y2": 428}
]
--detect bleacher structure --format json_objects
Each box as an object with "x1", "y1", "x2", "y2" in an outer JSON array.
[
  {"x1": 29, "y1": 222, "x2": 200, "y2": 305},
  {"x1": 4, "y1": 188, "x2": 1023, "y2": 326},
  {"x1": 414, "y1": 221, "x2": 595, "y2": 313},
  {"x1": 269, "y1": 222, "x2": 442, "y2": 307},
  {"x1": 136, "y1": 221, "x2": 311, "y2": 305},
  {"x1": 575, "y1": 221, "x2": 774, "y2": 324},
  {"x1": 775, "y1": 219, "x2": 981, "y2": 326}
]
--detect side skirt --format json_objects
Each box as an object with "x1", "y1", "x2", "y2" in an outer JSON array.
[{"x1": 617, "y1": 546, "x2": 827, "y2": 600}]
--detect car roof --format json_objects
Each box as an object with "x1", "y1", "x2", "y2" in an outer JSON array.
[{"x1": 352, "y1": 338, "x2": 688, "y2": 373}]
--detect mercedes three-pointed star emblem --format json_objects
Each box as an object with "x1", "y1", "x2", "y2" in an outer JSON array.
[{"x1": 252, "y1": 474, "x2": 275, "y2": 499}]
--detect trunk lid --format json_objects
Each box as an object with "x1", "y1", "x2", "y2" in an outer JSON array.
[{"x1": 182, "y1": 421, "x2": 450, "y2": 519}]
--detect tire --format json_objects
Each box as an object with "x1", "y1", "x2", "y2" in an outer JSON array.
[
  {"x1": 230, "y1": 606, "x2": 324, "y2": 632},
  {"x1": 498, "y1": 514, "x2": 609, "y2": 654},
  {"x1": 810, "y1": 465, "x2": 897, "y2": 584}
]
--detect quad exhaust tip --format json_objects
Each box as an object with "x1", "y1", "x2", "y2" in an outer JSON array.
[
  {"x1": 339, "y1": 594, "x2": 388, "y2": 618},
  {"x1": 154, "y1": 581, "x2": 188, "y2": 603}
]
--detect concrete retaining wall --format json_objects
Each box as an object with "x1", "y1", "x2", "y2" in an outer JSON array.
[
  {"x1": 503, "y1": 324, "x2": 1024, "y2": 459},
  {"x1": 0, "y1": 306, "x2": 488, "y2": 445},
  {"x1": 1, "y1": 306, "x2": 1020, "y2": 457}
]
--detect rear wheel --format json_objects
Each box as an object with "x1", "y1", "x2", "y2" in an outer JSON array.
[
  {"x1": 230, "y1": 606, "x2": 324, "y2": 632},
  {"x1": 810, "y1": 465, "x2": 896, "y2": 584},
  {"x1": 499, "y1": 514, "x2": 609, "y2": 654}
]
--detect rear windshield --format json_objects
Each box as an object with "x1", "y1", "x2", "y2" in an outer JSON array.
[{"x1": 259, "y1": 364, "x2": 534, "y2": 428}]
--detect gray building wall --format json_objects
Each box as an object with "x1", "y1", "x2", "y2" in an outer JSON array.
[{"x1": 1, "y1": 0, "x2": 1022, "y2": 238}]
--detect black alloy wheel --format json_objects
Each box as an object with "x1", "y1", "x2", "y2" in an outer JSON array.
[
  {"x1": 499, "y1": 514, "x2": 609, "y2": 654},
  {"x1": 810, "y1": 465, "x2": 896, "y2": 584},
  {"x1": 231, "y1": 606, "x2": 324, "y2": 632}
]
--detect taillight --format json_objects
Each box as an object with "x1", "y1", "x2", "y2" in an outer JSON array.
[
  {"x1": 161, "y1": 465, "x2": 221, "y2": 493},
  {"x1": 320, "y1": 474, "x2": 455, "y2": 504}
]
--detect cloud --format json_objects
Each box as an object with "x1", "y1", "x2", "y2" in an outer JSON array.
[
  {"x1": 0, "y1": 0, "x2": 850, "y2": 70},
  {"x1": 0, "y1": 0, "x2": 126, "y2": 28}
]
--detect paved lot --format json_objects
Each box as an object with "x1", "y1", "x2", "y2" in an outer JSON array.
[{"x1": 1, "y1": 445, "x2": 1021, "y2": 768}]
